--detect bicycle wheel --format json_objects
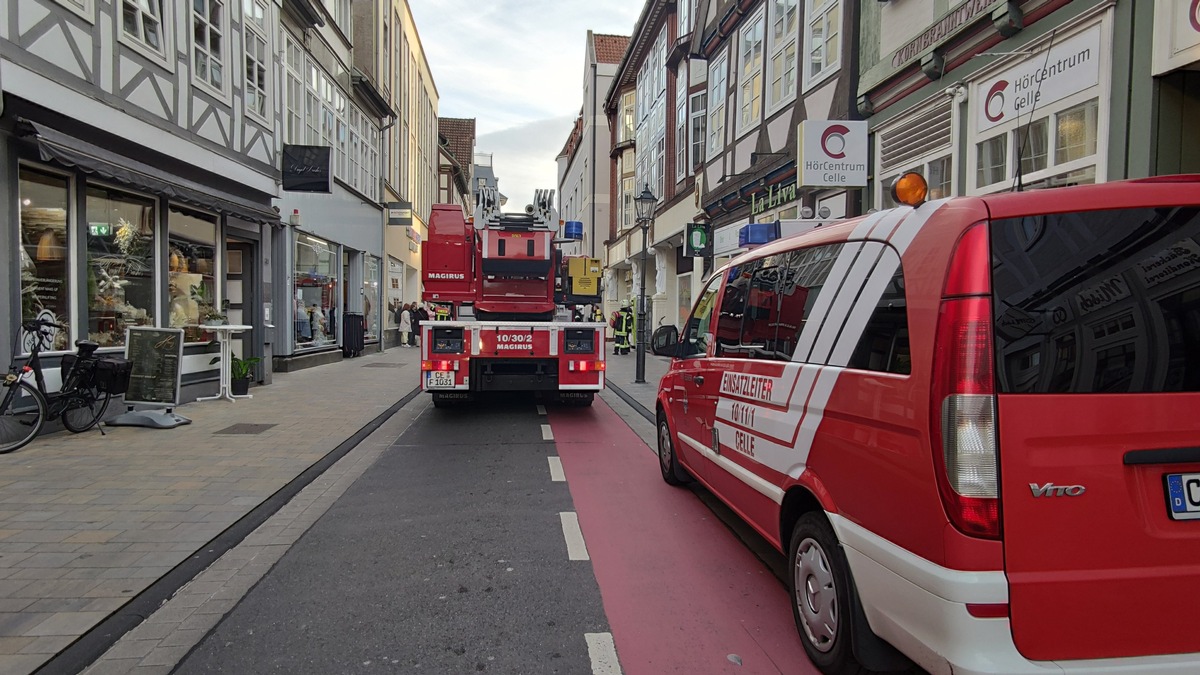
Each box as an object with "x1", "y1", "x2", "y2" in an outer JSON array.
[
  {"x1": 0, "y1": 381, "x2": 48, "y2": 454},
  {"x1": 61, "y1": 387, "x2": 112, "y2": 433}
]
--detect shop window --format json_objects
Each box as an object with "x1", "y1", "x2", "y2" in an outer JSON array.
[
  {"x1": 927, "y1": 155, "x2": 952, "y2": 200},
  {"x1": 18, "y1": 167, "x2": 72, "y2": 352},
  {"x1": 976, "y1": 134, "x2": 1007, "y2": 187},
  {"x1": 85, "y1": 186, "x2": 157, "y2": 348},
  {"x1": 192, "y1": 0, "x2": 227, "y2": 93},
  {"x1": 364, "y1": 256, "x2": 380, "y2": 341},
  {"x1": 294, "y1": 234, "x2": 338, "y2": 349},
  {"x1": 168, "y1": 207, "x2": 219, "y2": 343},
  {"x1": 1016, "y1": 117, "x2": 1049, "y2": 175},
  {"x1": 1055, "y1": 98, "x2": 1099, "y2": 164}
]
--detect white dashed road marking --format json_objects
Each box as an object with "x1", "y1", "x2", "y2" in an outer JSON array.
[
  {"x1": 548, "y1": 456, "x2": 566, "y2": 482},
  {"x1": 536, "y1": 404, "x2": 547, "y2": 415},
  {"x1": 559, "y1": 512, "x2": 589, "y2": 561},
  {"x1": 585, "y1": 632, "x2": 622, "y2": 674},
  {"x1": 541, "y1": 424, "x2": 554, "y2": 441}
]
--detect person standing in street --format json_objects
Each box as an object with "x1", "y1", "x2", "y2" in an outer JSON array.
[
  {"x1": 413, "y1": 304, "x2": 428, "y2": 347},
  {"x1": 399, "y1": 303, "x2": 413, "y2": 347}
]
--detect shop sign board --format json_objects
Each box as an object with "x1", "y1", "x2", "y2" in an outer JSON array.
[
  {"x1": 751, "y1": 181, "x2": 798, "y2": 216},
  {"x1": 388, "y1": 201, "x2": 413, "y2": 226},
  {"x1": 123, "y1": 327, "x2": 184, "y2": 406},
  {"x1": 798, "y1": 121, "x2": 868, "y2": 187},
  {"x1": 975, "y1": 26, "x2": 1102, "y2": 133},
  {"x1": 685, "y1": 222, "x2": 712, "y2": 257},
  {"x1": 281, "y1": 145, "x2": 332, "y2": 193},
  {"x1": 889, "y1": 0, "x2": 1001, "y2": 70},
  {"x1": 713, "y1": 223, "x2": 743, "y2": 256},
  {"x1": 1152, "y1": 0, "x2": 1200, "y2": 76}
]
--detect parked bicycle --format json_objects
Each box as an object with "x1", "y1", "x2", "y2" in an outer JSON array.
[{"x1": 0, "y1": 319, "x2": 121, "y2": 453}]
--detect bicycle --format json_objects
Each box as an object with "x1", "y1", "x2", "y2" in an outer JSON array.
[{"x1": 0, "y1": 319, "x2": 112, "y2": 453}]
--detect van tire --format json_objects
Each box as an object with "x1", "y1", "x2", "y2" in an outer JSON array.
[
  {"x1": 657, "y1": 414, "x2": 691, "y2": 486},
  {"x1": 788, "y1": 512, "x2": 872, "y2": 675}
]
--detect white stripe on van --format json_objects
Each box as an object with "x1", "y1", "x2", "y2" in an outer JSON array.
[
  {"x1": 808, "y1": 242, "x2": 887, "y2": 365},
  {"x1": 860, "y1": 207, "x2": 909, "y2": 242},
  {"x1": 850, "y1": 209, "x2": 890, "y2": 239},
  {"x1": 792, "y1": 242, "x2": 866, "y2": 363},
  {"x1": 890, "y1": 198, "x2": 951, "y2": 254}
]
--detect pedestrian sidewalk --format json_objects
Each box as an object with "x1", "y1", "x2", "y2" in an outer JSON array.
[
  {"x1": 0, "y1": 347, "x2": 421, "y2": 675},
  {"x1": 602, "y1": 343, "x2": 669, "y2": 415}
]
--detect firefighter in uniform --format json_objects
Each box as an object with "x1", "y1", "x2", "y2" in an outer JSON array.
[{"x1": 611, "y1": 303, "x2": 633, "y2": 355}]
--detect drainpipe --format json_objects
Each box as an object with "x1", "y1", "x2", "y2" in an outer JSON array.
[{"x1": 590, "y1": 61, "x2": 598, "y2": 261}]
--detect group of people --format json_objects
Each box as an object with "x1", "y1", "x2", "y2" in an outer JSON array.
[{"x1": 393, "y1": 302, "x2": 429, "y2": 347}]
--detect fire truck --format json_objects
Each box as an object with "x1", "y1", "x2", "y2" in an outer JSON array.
[{"x1": 418, "y1": 188, "x2": 606, "y2": 407}]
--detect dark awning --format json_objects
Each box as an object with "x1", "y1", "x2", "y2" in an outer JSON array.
[{"x1": 19, "y1": 119, "x2": 280, "y2": 226}]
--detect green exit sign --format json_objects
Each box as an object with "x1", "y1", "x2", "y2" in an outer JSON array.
[{"x1": 89, "y1": 223, "x2": 112, "y2": 237}]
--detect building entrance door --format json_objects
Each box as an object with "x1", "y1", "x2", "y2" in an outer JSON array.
[{"x1": 225, "y1": 237, "x2": 260, "y2": 381}]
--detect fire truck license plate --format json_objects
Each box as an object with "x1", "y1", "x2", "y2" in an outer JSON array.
[{"x1": 426, "y1": 371, "x2": 454, "y2": 389}]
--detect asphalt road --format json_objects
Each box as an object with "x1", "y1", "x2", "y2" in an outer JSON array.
[{"x1": 174, "y1": 394, "x2": 609, "y2": 674}]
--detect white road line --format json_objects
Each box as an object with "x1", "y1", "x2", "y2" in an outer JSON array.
[
  {"x1": 585, "y1": 632, "x2": 622, "y2": 675},
  {"x1": 536, "y1": 404, "x2": 547, "y2": 415},
  {"x1": 548, "y1": 456, "x2": 566, "y2": 482},
  {"x1": 559, "y1": 512, "x2": 590, "y2": 561},
  {"x1": 541, "y1": 424, "x2": 554, "y2": 441}
]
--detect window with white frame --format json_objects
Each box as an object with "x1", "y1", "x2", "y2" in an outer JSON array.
[
  {"x1": 243, "y1": 0, "x2": 269, "y2": 121},
  {"x1": 972, "y1": 94, "x2": 1102, "y2": 193},
  {"x1": 690, "y1": 93, "x2": 706, "y2": 169},
  {"x1": 678, "y1": 0, "x2": 695, "y2": 37},
  {"x1": 804, "y1": 0, "x2": 840, "y2": 91},
  {"x1": 767, "y1": 0, "x2": 798, "y2": 112},
  {"x1": 620, "y1": 90, "x2": 636, "y2": 143},
  {"x1": 120, "y1": 0, "x2": 166, "y2": 60},
  {"x1": 656, "y1": 135, "x2": 667, "y2": 197},
  {"x1": 283, "y1": 32, "x2": 304, "y2": 143},
  {"x1": 55, "y1": 0, "x2": 93, "y2": 22},
  {"x1": 192, "y1": 0, "x2": 227, "y2": 93},
  {"x1": 322, "y1": 0, "x2": 350, "y2": 34},
  {"x1": 707, "y1": 50, "x2": 728, "y2": 157},
  {"x1": 675, "y1": 68, "x2": 688, "y2": 182},
  {"x1": 738, "y1": 9, "x2": 765, "y2": 134},
  {"x1": 877, "y1": 98, "x2": 956, "y2": 208}
]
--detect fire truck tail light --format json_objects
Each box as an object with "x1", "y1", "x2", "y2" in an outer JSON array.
[
  {"x1": 568, "y1": 360, "x2": 606, "y2": 372},
  {"x1": 422, "y1": 360, "x2": 457, "y2": 371}
]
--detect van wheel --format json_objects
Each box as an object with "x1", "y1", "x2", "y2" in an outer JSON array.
[
  {"x1": 789, "y1": 513, "x2": 868, "y2": 675},
  {"x1": 657, "y1": 415, "x2": 691, "y2": 486}
]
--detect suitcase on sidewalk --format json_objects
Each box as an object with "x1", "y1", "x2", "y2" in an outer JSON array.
[{"x1": 342, "y1": 312, "x2": 365, "y2": 357}]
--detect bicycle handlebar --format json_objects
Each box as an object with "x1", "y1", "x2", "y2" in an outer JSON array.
[{"x1": 21, "y1": 319, "x2": 64, "y2": 332}]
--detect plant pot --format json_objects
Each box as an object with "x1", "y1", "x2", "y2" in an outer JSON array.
[
  {"x1": 203, "y1": 320, "x2": 226, "y2": 327},
  {"x1": 231, "y1": 377, "x2": 251, "y2": 396}
]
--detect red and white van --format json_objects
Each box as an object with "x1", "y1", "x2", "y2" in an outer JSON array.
[{"x1": 650, "y1": 175, "x2": 1200, "y2": 675}]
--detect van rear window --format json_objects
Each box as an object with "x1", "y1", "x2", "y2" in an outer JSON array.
[{"x1": 990, "y1": 206, "x2": 1200, "y2": 393}]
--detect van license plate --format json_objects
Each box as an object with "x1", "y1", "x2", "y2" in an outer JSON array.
[
  {"x1": 1166, "y1": 473, "x2": 1200, "y2": 520},
  {"x1": 426, "y1": 371, "x2": 454, "y2": 389}
]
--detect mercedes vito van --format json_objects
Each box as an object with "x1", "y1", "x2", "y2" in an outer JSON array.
[{"x1": 651, "y1": 174, "x2": 1200, "y2": 675}]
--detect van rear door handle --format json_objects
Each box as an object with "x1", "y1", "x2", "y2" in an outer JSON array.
[{"x1": 693, "y1": 375, "x2": 704, "y2": 386}]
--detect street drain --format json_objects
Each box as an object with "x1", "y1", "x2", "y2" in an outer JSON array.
[
  {"x1": 214, "y1": 423, "x2": 278, "y2": 435},
  {"x1": 361, "y1": 363, "x2": 405, "y2": 368}
]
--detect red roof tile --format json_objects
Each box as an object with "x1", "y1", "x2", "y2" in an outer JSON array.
[
  {"x1": 593, "y1": 33, "x2": 630, "y2": 65},
  {"x1": 438, "y1": 117, "x2": 476, "y2": 169}
]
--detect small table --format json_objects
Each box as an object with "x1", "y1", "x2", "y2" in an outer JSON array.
[{"x1": 194, "y1": 324, "x2": 254, "y2": 402}]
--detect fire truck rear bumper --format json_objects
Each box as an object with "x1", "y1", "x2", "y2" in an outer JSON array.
[{"x1": 472, "y1": 358, "x2": 560, "y2": 391}]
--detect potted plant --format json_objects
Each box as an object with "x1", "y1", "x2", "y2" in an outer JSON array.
[
  {"x1": 202, "y1": 309, "x2": 227, "y2": 326},
  {"x1": 230, "y1": 356, "x2": 261, "y2": 396}
]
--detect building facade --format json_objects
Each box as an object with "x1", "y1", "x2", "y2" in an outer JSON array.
[
  {"x1": 2, "y1": 0, "x2": 283, "y2": 398},
  {"x1": 857, "y1": 0, "x2": 1198, "y2": 210},
  {"x1": 557, "y1": 32, "x2": 628, "y2": 261}
]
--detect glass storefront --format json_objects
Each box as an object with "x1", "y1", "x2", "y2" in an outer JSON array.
[
  {"x1": 293, "y1": 233, "x2": 338, "y2": 349},
  {"x1": 168, "y1": 207, "x2": 219, "y2": 343},
  {"x1": 18, "y1": 166, "x2": 71, "y2": 351},
  {"x1": 387, "y1": 256, "x2": 403, "y2": 331},
  {"x1": 86, "y1": 185, "x2": 157, "y2": 347},
  {"x1": 364, "y1": 255, "x2": 380, "y2": 340}
]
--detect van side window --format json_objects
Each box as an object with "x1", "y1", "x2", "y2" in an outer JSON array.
[
  {"x1": 714, "y1": 260, "x2": 761, "y2": 358},
  {"x1": 680, "y1": 276, "x2": 720, "y2": 358},
  {"x1": 777, "y1": 244, "x2": 844, "y2": 361},
  {"x1": 738, "y1": 258, "x2": 786, "y2": 360},
  {"x1": 847, "y1": 267, "x2": 912, "y2": 374}
]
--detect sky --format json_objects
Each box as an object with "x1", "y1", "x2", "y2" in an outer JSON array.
[{"x1": 408, "y1": 0, "x2": 642, "y2": 209}]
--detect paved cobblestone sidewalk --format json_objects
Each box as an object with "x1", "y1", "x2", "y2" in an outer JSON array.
[{"x1": 0, "y1": 347, "x2": 419, "y2": 675}]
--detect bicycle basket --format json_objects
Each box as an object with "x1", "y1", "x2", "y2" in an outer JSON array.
[{"x1": 94, "y1": 357, "x2": 132, "y2": 395}]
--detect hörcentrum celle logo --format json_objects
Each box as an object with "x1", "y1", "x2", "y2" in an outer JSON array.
[
  {"x1": 985, "y1": 79, "x2": 1009, "y2": 123},
  {"x1": 1191, "y1": 0, "x2": 1200, "y2": 32},
  {"x1": 820, "y1": 124, "x2": 850, "y2": 159}
]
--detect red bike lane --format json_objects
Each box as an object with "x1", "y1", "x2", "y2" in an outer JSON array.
[{"x1": 548, "y1": 399, "x2": 815, "y2": 675}]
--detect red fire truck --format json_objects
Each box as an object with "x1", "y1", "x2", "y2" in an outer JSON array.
[{"x1": 418, "y1": 188, "x2": 606, "y2": 407}]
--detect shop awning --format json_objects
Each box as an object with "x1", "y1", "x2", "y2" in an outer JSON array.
[{"x1": 20, "y1": 119, "x2": 281, "y2": 226}]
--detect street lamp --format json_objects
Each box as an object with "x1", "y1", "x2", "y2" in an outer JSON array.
[{"x1": 633, "y1": 183, "x2": 656, "y2": 384}]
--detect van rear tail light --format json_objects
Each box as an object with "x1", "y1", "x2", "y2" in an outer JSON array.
[{"x1": 932, "y1": 296, "x2": 1000, "y2": 540}]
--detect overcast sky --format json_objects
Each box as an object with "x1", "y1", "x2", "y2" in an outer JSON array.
[{"x1": 408, "y1": 0, "x2": 640, "y2": 210}]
